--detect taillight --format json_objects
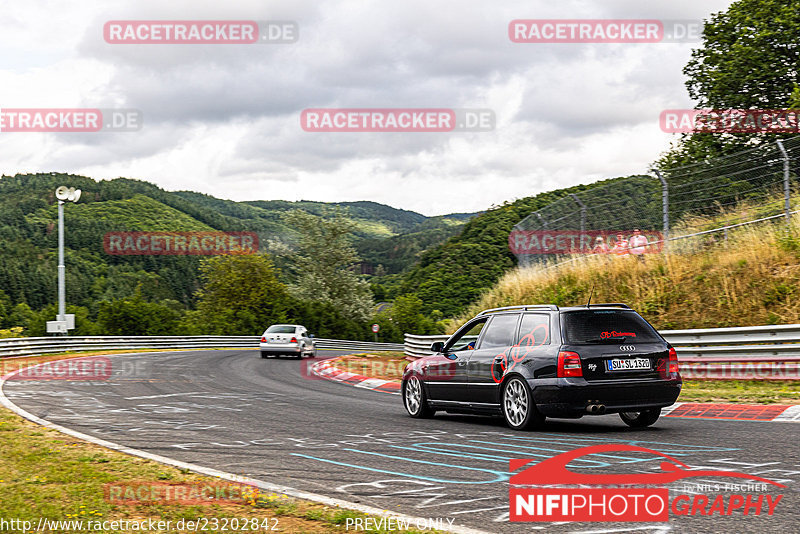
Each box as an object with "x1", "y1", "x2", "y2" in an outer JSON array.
[
  {"x1": 557, "y1": 351, "x2": 583, "y2": 377},
  {"x1": 260, "y1": 336, "x2": 266, "y2": 343},
  {"x1": 668, "y1": 347, "x2": 680, "y2": 375},
  {"x1": 290, "y1": 337, "x2": 298, "y2": 343}
]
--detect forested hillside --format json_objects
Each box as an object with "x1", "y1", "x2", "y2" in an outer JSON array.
[
  {"x1": 0, "y1": 172, "x2": 471, "y2": 338},
  {"x1": 396, "y1": 175, "x2": 657, "y2": 317}
]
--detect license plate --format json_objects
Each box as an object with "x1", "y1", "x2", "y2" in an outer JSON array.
[{"x1": 607, "y1": 358, "x2": 651, "y2": 371}]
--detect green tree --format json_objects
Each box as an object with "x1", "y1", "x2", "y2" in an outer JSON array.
[
  {"x1": 659, "y1": 0, "x2": 800, "y2": 168},
  {"x1": 283, "y1": 209, "x2": 374, "y2": 322},
  {"x1": 0, "y1": 289, "x2": 10, "y2": 327},
  {"x1": 29, "y1": 304, "x2": 99, "y2": 336},
  {"x1": 194, "y1": 254, "x2": 290, "y2": 335},
  {"x1": 96, "y1": 291, "x2": 181, "y2": 335}
]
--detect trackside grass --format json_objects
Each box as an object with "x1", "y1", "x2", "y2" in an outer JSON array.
[{"x1": 677, "y1": 380, "x2": 800, "y2": 404}]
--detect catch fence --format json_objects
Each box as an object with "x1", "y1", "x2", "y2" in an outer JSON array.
[{"x1": 512, "y1": 137, "x2": 800, "y2": 265}]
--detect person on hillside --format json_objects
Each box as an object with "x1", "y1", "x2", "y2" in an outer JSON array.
[
  {"x1": 592, "y1": 236, "x2": 610, "y2": 254},
  {"x1": 628, "y1": 229, "x2": 649, "y2": 262},
  {"x1": 611, "y1": 234, "x2": 629, "y2": 256}
]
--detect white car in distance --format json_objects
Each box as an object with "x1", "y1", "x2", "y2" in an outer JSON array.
[{"x1": 259, "y1": 324, "x2": 316, "y2": 359}]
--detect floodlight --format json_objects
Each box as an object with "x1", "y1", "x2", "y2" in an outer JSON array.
[
  {"x1": 55, "y1": 185, "x2": 70, "y2": 201},
  {"x1": 55, "y1": 186, "x2": 81, "y2": 203}
]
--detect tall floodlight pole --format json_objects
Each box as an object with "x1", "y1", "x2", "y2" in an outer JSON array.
[
  {"x1": 58, "y1": 200, "x2": 65, "y2": 322},
  {"x1": 49, "y1": 186, "x2": 81, "y2": 334}
]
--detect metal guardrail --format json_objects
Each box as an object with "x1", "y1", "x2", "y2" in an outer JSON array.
[
  {"x1": 0, "y1": 336, "x2": 403, "y2": 359},
  {"x1": 404, "y1": 325, "x2": 800, "y2": 379},
  {"x1": 404, "y1": 334, "x2": 449, "y2": 359}
]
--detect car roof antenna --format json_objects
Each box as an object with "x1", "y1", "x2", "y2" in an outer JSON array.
[{"x1": 586, "y1": 284, "x2": 595, "y2": 308}]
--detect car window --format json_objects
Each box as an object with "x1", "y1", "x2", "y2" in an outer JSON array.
[
  {"x1": 266, "y1": 325, "x2": 297, "y2": 334},
  {"x1": 447, "y1": 319, "x2": 487, "y2": 351},
  {"x1": 562, "y1": 310, "x2": 661, "y2": 344},
  {"x1": 478, "y1": 314, "x2": 520, "y2": 349},
  {"x1": 517, "y1": 314, "x2": 550, "y2": 346}
]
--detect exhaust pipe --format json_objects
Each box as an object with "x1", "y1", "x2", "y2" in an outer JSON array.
[{"x1": 586, "y1": 404, "x2": 606, "y2": 415}]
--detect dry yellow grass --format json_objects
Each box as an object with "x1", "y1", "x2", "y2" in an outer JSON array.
[{"x1": 446, "y1": 211, "x2": 800, "y2": 332}]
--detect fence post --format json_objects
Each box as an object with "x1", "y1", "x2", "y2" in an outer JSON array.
[
  {"x1": 569, "y1": 193, "x2": 587, "y2": 232},
  {"x1": 776, "y1": 139, "x2": 790, "y2": 225},
  {"x1": 654, "y1": 170, "x2": 669, "y2": 252}
]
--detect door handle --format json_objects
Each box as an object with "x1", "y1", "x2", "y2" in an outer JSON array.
[{"x1": 458, "y1": 359, "x2": 467, "y2": 366}]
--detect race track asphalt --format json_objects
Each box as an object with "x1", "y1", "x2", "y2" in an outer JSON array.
[{"x1": 3, "y1": 349, "x2": 797, "y2": 533}]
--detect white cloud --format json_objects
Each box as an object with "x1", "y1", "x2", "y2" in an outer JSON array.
[{"x1": 0, "y1": 0, "x2": 735, "y2": 215}]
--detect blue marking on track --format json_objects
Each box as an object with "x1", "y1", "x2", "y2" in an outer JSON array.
[{"x1": 291, "y1": 449, "x2": 508, "y2": 484}]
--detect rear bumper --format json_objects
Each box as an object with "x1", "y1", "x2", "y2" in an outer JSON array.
[
  {"x1": 530, "y1": 377, "x2": 682, "y2": 417},
  {"x1": 259, "y1": 343, "x2": 303, "y2": 354}
]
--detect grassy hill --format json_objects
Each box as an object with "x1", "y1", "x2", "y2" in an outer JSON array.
[{"x1": 445, "y1": 211, "x2": 800, "y2": 332}]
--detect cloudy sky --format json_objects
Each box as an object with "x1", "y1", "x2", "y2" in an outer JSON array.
[{"x1": 0, "y1": 0, "x2": 735, "y2": 216}]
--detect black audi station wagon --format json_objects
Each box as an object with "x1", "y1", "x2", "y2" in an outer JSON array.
[{"x1": 402, "y1": 304, "x2": 682, "y2": 430}]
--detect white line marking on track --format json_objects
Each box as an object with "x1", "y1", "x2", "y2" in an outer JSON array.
[{"x1": 125, "y1": 391, "x2": 205, "y2": 400}]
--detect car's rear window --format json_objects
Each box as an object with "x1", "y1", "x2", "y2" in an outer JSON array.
[
  {"x1": 266, "y1": 325, "x2": 297, "y2": 334},
  {"x1": 562, "y1": 310, "x2": 661, "y2": 344}
]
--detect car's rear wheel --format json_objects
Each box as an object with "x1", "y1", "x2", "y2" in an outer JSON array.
[
  {"x1": 403, "y1": 376, "x2": 435, "y2": 418},
  {"x1": 502, "y1": 377, "x2": 544, "y2": 430},
  {"x1": 620, "y1": 408, "x2": 661, "y2": 428}
]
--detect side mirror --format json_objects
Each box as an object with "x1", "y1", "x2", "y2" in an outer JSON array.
[{"x1": 430, "y1": 341, "x2": 444, "y2": 353}]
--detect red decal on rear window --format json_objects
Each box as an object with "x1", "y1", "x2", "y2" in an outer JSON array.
[{"x1": 600, "y1": 331, "x2": 636, "y2": 339}]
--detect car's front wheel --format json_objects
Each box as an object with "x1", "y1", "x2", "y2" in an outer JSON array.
[
  {"x1": 403, "y1": 376, "x2": 435, "y2": 418},
  {"x1": 620, "y1": 408, "x2": 661, "y2": 428},
  {"x1": 502, "y1": 377, "x2": 544, "y2": 430}
]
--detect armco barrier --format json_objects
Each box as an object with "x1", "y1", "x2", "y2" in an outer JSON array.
[
  {"x1": 404, "y1": 324, "x2": 800, "y2": 380},
  {"x1": 0, "y1": 336, "x2": 403, "y2": 359},
  {"x1": 404, "y1": 334, "x2": 449, "y2": 359}
]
